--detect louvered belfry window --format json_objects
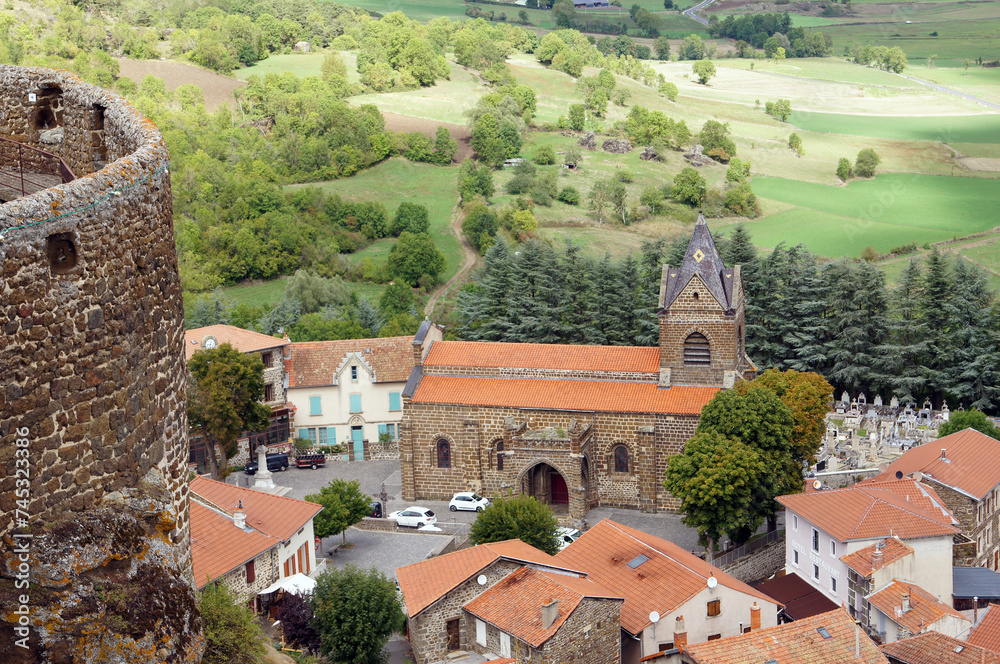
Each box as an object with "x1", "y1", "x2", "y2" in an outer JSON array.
[{"x1": 684, "y1": 332, "x2": 711, "y2": 366}]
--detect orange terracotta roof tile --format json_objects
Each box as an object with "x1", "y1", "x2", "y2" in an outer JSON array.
[
  {"x1": 412, "y1": 376, "x2": 718, "y2": 415},
  {"x1": 185, "y1": 324, "x2": 288, "y2": 361},
  {"x1": 483, "y1": 659, "x2": 516, "y2": 664},
  {"x1": 287, "y1": 336, "x2": 415, "y2": 387},
  {"x1": 190, "y1": 501, "x2": 278, "y2": 588},
  {"x1": 867, "y1": 580, "x2": 969, "y2": 635},
  {"x1": 882, "y1": 630, "x2": 1000, "y2": 664},
  {"x1": 968, "y1": 603, "x2": 1000, "y2": 654},
  {"x1": 685, "y1": 608, "x2": 887, "y2": 664},
  {"x1": 555, "y1": 520, "x2": 780, "y2": 635},
  {"x1": 190, "y1": 477, "x2": 322, "y2": 542},
  {"x1": 464, "y1": 567, "x2": 621, "y2": 647},
  {"x1": 424, "y1": 341, "x2": 661, "y2": 373},
  {"x1": 868, "y1": 429, "x2": 1000, "y2": 500},
  {"x1": 777, "y1": 479, "x2": 959, "y2": 542},
  {"x1": 840, "y1": 537, "x2": 914, "y2": 577},
  {"x1": 395, "y1": 540, "x2": 585, "y2": 618}
]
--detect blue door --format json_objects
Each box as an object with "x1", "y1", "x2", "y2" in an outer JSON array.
[{"x1": 351, "y1": 426, "x2": 364, "y2": 461}]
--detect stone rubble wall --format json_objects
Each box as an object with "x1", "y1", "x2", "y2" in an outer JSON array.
[
  {"x1": 0, "y1": 66, "x2": 198, "y2": 663},
  {"x1": 718, "y1": 536, "x2": 787, "y2": 586}
]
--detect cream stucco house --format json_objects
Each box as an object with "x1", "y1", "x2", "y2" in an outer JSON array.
[{"x1": 285, "y1": 321, "x2": 441, "y2": 459}]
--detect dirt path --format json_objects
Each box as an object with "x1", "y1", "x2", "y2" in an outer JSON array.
[{"x1": 424, "y1": 204, "x2": 477, "y2": 318}]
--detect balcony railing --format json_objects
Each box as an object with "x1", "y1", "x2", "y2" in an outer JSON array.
[{"x1": 0, "y1": 135, "x2": 76, "y2": 200}]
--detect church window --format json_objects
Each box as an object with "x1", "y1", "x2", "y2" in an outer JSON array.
[
  {"x1": 497, "y1": 440, "x2": 504, "y2": 471},
  {"x1": 684, "y1": 332, "x2": 711, "y2": 366},
  {"x1": 437, "y1": 439, "x2": 451, "y2": 468},
  {"x1": 613, "y1": 445, "x2": 629, "y2": 473}
]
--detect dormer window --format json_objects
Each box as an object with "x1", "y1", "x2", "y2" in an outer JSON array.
[{"x1": 351, "y1": 365, "x2": 358, "y2": 380}]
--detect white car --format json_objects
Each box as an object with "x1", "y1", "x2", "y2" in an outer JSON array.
[
  {"x1": 449, "y1": 492, "x2": 490, "y2": 512},
  {"x1": 556, "y1": 527, "x2": 581, "y2": 551},
  {"x1": 387, "y1": 506, "x2": 437, "y2": 528}
]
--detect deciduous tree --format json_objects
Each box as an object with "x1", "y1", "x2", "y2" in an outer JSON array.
[
  {"x1": 388, "y1": 232, "x2": 447, "y2": 285},
  {"x1": 200, "y1": 581, "x2": 267, "y2": 664},
  {"x1": 306, "y1": 479, "x2": 372, "y2": 546},
  {"x1": 692, "y1": 59, "x2": 716, "y2": 84},
  {"x1": 938, "y1": 409, "x2": 1000, "y2": 440},
  {"x1": 469, "y1": 494, "x2": 561, "y2": 554}
]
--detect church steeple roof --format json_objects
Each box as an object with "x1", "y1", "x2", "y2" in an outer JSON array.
[{"x1": 659, "y1": 214, "x2": 735, "y2": 311}]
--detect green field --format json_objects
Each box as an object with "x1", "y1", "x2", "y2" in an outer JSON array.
[
  {"x1": 336, "y1": 0, "x2": 471, "y2": 22},
  {"x1": 746, "y1": 174, "x2": 1000, "y2": 257},
  {"x1": 286, "y1": 159, "x2": 463, "y2": 284},
  {"x1": 216, "y1": 278, "x2": 290, "y2": 309},
  {"x1": 235, "y1": 53, "x2": 326, "y2": 80},
  {"x1": 959, "y1": 241, "x2": 1000, "y2": 275},
  {"x1": 788, "y1": 111, "x2": 1000, "y2": 143},
  {"x1": 817, "y1": 20, "x2": 1000, "y2": 66}
]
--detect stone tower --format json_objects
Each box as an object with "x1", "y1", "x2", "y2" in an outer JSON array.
[
  {"x1": 657, "y1": 214, "x2": 755, "y2": 388},
  {"x1": 0, "y1": 67, "x2": 202, "y2": 662}
]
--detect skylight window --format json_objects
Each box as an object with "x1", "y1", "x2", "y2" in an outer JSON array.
[
  {"x1": 627, "y1": 554, "x2": 650, "y2": 569},
  {"x1": 817, "y1": 627, "x2": 832, "y2": 640}
]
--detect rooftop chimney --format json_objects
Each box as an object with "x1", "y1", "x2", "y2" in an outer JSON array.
[
  {"x1": 750, "y1": 602, "x2": 761, "y2": 631},
  {"x1": 901, "y1": 592, "x2": 911, "y2": 613},
  {"x1": 542, "y1": 599, "x2": 559, "y2": 630},
  {"x1": 234, "y1": 500, "x2": 246, "y2": 529},
  {"x1": 674, "y1": 616, "x2": 687, "y2": 652},
  {"x1": 941, "y1": 448, "x2": 947, "y2": 460}
]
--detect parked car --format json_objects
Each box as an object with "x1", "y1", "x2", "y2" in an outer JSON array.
[
  {"x1": 556, "y1": 527, "x2": 581, "y2": 551},
  {"x1": 370, "y1": 501, "x2": 384, "y2": 519},
  {"x1": 449, "y1": 492, "x2": 489, "y2": 512},
  {"x1": 244, "y1": 453, "x2": 289, "y2": 474},
  {"x1": 387, "y1": 506, "x2": 437, "y2": 528},
  {"x1": 295, "y1": 453, "x2": 326, "y2": 470}
]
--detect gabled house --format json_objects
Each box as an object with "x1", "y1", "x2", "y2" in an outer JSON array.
[
  {"x1": 190, "y1": 477, "x2": 322, "y2": 584},
  {"x1": 968, "y1": 602, "x2": 1000, "y2": 654},
  {"x1": 396, "y1": 539, "x2": 602, "y2": 664},
  {"x1": 777, "y1": 478, "x2": 960, "y2": 627},
  {"x1": 185, "y1": 324, "x2": 292, "y2": 469},
  {"x1": 882, "y1": 630, "x2": 1000, "y2": 664},
  {"x1": 464, "y1": 566, "x2": 623, "y2": 663},
  {"x1": 680, "y1": 608, "x2": 888, "y2": 664},
  {"x1": 868, "y1": 428, "x2": 1000, "y2": 569},
  {"x1": 189, "y1": 500, "x2": 280, "y2": 606},
  {"x1": 285, "y1": 321, "x2": 441, "y2": 459},
  {"x1": 555, "y1": 519, "x2": 781, "y2": 664},
  {"x1": 866, "y1": 579, "x2": 970, "y2": 643}
]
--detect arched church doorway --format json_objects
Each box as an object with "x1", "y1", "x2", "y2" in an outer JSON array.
[{"x1": 522, "y1": 462, "x2": 569, "y2": 514}]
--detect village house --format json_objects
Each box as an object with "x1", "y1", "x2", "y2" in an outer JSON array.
[
  {"x1": 284, "y1": 322, "x2": 441, "y2": 460},
  {"x1": 395, "y1": 539, "x2": 620, "y2": 664},
  {"x1": 869, "y1": 428, "x2": 1000, "y2": 569},
  {"x1": 778, "y1": 478, "x2": 968, "y2": 643},
  {"x1": 555, "y1": 519, "x2": 781, "y2": 664},
  {"x1": 400, "y1": 216, "x2": 756, "y2": 521},
  {"x1": 185, "y1": 324, "x2": 292, "y2": 470},
  {"x1": 882, "y1": 631, "x2": 1000, "y2": 664},
  {"x1": 190, "y1": 477, "x2": 322, "y2": 596},
  {"x1": 678, "y1": 608, "x2": 888, "y2": 664}
]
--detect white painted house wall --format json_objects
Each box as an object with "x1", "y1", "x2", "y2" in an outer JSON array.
[
  {"x1": 287, "y1": 351, "x2": 407, "y2": 448},
  {"x1": 278, "y1": 518, "x2": 317, "y2": 578},
  {"x1": 641, "y1": 585, "x2": 780, "y2": 656}
]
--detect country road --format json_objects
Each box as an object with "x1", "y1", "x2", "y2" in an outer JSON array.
[
  {"x1": 682, "y1": 0, "x2": 716, "y2": 25},
  {"x1": 424, "y1": 205, "x2": 477, "y2": 318},
  {"x1": 897, "y1": 73, "x2": 1000, "y2": 112}
]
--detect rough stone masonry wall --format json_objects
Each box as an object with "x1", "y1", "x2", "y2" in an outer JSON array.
[
  {"x1": 719, "y1": 536, "x2": 786, "y2": 585},
  {"x1": 0, "y1": 67, "x2": 199, "y2": 663}
]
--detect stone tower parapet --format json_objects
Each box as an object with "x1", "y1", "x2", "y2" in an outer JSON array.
[{"x1": 0, "y1": 66, "x2": 201, "y2": 662}]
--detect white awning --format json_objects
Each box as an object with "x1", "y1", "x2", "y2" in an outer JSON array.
[{"x1": 258, "y1": 573, "x2": 316, "y2": 596}]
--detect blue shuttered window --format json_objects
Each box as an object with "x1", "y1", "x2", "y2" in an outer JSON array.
[
  {"x1": 328, "y1": 427, "x2": 336, "y2": 444},
  {"x1": 298, "y1": 428, "x2": 307, "y2": 440},
  {"x1": 309, "y1": 396, "x2": 322, "y2": 416},
  {"x1": 378, "y1": 424, "x2": 387, "y2": 440},
  {"x1": 389, "y1": 392, "x2": 401, "y2": 411},
  {"x1": 350, "y1": 394, "x2": 362, "y2": 413}
]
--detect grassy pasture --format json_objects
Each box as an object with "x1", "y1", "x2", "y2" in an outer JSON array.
[
  {"x1": 351, "y1": 67, "x2": 488, "y2": 123},
  {"x1": 788, "y1": 111, "x2": 1000, "y2": 144},
  {"x1": 234, "y1": 53, "x2": 326, "y2": 79},
  {"x1": 907, "y1": 65, "x2": 1000, "y2": 106},
  {"x1": 817, "y1": 20, "x2": 1000, "y2": 66},
  {"x1": 286, "y1": 159, "x2": 464, "y2": 284},
  {"x1": 747, "y1": 174, "x2": 1000, "y2": 256},
  {"x1": 958, "y1": 241, "x2": 1000, "y2": 276},
  {"x1": 335, "y1": 0, "x2": 471, "y2": 22}
]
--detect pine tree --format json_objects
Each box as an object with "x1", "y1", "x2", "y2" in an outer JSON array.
[
  {"x1": 948, "y1": 258, "x2": 1000, "y2": 411},
  {"x1": 884, "y1": 259, "x2": 928, "y2": 403},
  {"x1": 589, "y1": 254, "x2": 622, "y2": 345},
  {"x1": 614, "y1": 254, "x2": 642, "y2": 345},
  {"x1": 782, "y1": 246, "x2": 829, "y2": 375},
  {"x1": 823, "y1": 259, "x2": 892, "y2": 395},
  {"x1": 559, "y1": 242, "x2": 597, "y2": 344},
  {"x1": 458, "y1": 239, "x2": 513, "y2": 341},
  {"x1": 746, "y1": 245, "x2": 790, "y2": 370},
  {"x1": 511, "y1": 240, "x2": 564, "y2": 343},
  {"x1": 920, "y1": 249, "x2": 955, "y2": 404},
  {"x1": 635, "y1": 239, "x2": 667, "y2": 346}
]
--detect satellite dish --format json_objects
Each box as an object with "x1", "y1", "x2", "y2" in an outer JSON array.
[
  {"x1": 813, "y1": 480, "x2": 822, "y2": 491},
  {"x1": 477, "y1": 575, "x2": 487, "y2": 586},
  {"x1": 649, "y1": 611, "x2": 660, "y2": 624},
  {"x1": 707, "y1": 576, "x2": 718, "y2": 589},
  {"x1": 878, "y1": 462, "x2": 889, "y2": 474},
  {"x1": 201, "y1": 335, "x2": 218, "y2": 350},
  {"x1": 913, "y1": 471, "x2": 923, "y2": 482}
]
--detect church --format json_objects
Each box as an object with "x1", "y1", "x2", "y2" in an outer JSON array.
[{"x1": 400, "y1": 216, "x2": 756, "y2": 521}]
